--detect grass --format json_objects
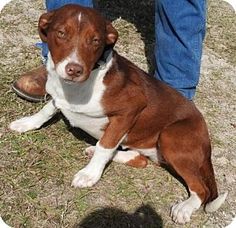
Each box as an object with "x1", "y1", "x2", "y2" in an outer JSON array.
[{"x1": 0, "y1": 0, "x2": 235, "y2": 227}]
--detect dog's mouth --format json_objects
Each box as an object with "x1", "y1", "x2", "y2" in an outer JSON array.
[
  {"x1": 62, "y1": 73, "x2": 89, "y2": 84},
  {"x1": 63, "y1": 78, "x2": 77, "y2": 84}
]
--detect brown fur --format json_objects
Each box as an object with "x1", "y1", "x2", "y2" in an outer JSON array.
[
  {"x1": 126, "y1": 155, "x2": 148, "y2": 168},
  {"x1": 101, "y1": 52, "x2": 219, "y2": 205}
]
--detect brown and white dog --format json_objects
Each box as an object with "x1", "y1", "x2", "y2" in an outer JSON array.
[{"x1": 10, "y1": 4, "x2": 227, "y2": 224}]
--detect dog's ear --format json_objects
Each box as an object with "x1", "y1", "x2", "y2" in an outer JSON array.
[
  {"x1": 38, "y1": 11, "x2": 55, "y2": 42},
  {"x1": 106, "y1": 21, "x2": 118, "y2": 46}
]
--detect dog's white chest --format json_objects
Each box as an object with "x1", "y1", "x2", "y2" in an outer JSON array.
[
  {"x1": 46, "y1": 68, "x2": 109, "y2": 139},
  {"x1": 60, "y1": 110, "x2": 108, "y2": 139}
]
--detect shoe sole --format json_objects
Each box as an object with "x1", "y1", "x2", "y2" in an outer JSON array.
[{"x1": 12, "y1": 82, "x2": 50, "y2": 102}]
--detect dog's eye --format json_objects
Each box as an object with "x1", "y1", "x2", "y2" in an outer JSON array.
[
  {"x1": 57, "y1": 30, "x2": 66, "y2": 39},
  {"x1": 92, "y1": 37, "x2": 100, "y2": 45}
]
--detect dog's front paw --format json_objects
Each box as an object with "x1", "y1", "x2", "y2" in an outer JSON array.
[
  {"x1": 71, "y1": 168, "x2": 101, "y2": 188},
  {"x1": 9, "y1": 116, "x2": 41, "y2": 133}
]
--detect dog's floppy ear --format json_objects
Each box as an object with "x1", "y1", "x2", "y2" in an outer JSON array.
[
  {"x1": 38, "y1": 11, "x2": 55, "y2": 42},
  {"x1": 106, "y1": 21, "x2": 118, "y2": 46}
]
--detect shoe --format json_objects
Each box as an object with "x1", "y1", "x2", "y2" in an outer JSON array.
[{"x1": 12, "y1": 65, "x2": 50, "y2": 102}]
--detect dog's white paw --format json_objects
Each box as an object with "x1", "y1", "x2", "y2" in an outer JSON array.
[
  {"x1": 71, "y1": 167, "x2": 101, "y2": 188},
  {"x1": 9, "y1": 116, "x2": 41, "y2": 133},
  {"x1": 171, "y1": 191, "x2": 202, "y2": 224},
  {"x1": 171, "y1": 192, "x2": 201, "y2": 224}
]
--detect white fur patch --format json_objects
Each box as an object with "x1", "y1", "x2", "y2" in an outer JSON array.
[
  {"x1": 112, "y1": 150, "x2": 140, "y2": 164},
  {"x1": 54, "y1": 51, "x2": 83, "y2": 79},
  {"x1": 171, "y1": 190, "x2": 202, "y2": 224},
  {"x1": 78, "y1": 12, "x2": 82, "y2": 22},
  {"x1": 46, "y1": 51, "x2": 113, "y2": 139},
  {"x1": 137, "y1": 148, "x2": 159, "y2": 163},
  {"x1": 85, "y1": 146, "x2": 141, "y2": 164}
]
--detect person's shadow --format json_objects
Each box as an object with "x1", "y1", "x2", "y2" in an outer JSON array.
[
  {"x1": 96, "y1": 0, "x2": 155, "y2": 74},
  {"x1": 74, "y1": 204, "x2": 163, "y2": 228}
]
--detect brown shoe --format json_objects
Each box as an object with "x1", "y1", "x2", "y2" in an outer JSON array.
[{"x1": 12, "y1": 65, "x2": 50, "y2": 102}]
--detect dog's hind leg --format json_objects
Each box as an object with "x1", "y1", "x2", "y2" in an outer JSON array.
[
  {"x1": 113, "y1": 149, "x2": 148, "y2": 168},
  {"x1": 159, "y1": 119, "x2": 226, "y2": 224},
  {"x1": 85, "y1": 146, "x2": 148, "y2": 168}
]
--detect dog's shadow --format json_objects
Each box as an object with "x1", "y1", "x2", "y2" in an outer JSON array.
[
  {"x1": 96, "y1": 0, "x2": 155, "y2": 74},
  {"x1": 74, "y1": 204, "x2": 163, "y2": 228},
  {"x1": 41, "y1": 112, "x2": 96, "y2": 146},
  {"x1": 68, "y1": 123, "x2": 97, "y2": 146}
]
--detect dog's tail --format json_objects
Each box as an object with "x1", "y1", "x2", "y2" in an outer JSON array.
[
  {"x1": 205, "y1": 192, "x2": 228, "y2": 212},
  {"x1": 200, "y1": 154, "x2": 228, "y2": 213}
]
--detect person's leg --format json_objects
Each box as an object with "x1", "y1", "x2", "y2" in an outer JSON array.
[
  {"x1": 13, "y1": 0, "x2": 93, "y2": 102},
  {"x1": 46, "y1": 0, "x2": 93, "y2": 11},
  {"x1": 155, "y1": 0, "x2": 206, "y2": 100}
]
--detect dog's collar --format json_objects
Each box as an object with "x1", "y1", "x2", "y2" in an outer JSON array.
[{"x1": 93, "y1": 48, "x2": 113, "y2": 70}]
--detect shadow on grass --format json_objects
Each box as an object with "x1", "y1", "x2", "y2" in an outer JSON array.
[
  {"x1": 63, "y1": 117, "x2": 98, "y2": 146},
  {"x1": 75, "y1": 204, "x2": 163, "y2": 228},
  {"x1": 97, "y1": 0, "x2": 155, "y2": 74}
]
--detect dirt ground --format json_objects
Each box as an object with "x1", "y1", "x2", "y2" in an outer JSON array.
[{"x1": 0, "y1": 0, "x2": 235, "y2": 227}]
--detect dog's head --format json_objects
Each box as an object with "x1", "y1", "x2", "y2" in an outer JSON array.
[{"x1": 38, "y1": 4, "x2": 118, "y2": 82}]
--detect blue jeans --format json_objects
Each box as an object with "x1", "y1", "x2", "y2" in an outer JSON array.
[
  {"x1": 41, "y1": 0, "x2": 93, "y2": 62},
  {"x1": 45, "y1": 0, "x2": 93, "y2": 11},
  {"x1": 155, "y1": 0, "x2": 206, "y2": 100}
]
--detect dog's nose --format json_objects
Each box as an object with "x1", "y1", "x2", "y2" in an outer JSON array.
[{"x1": 65, "y1": 63, "x2": 83, "y2": 78}]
